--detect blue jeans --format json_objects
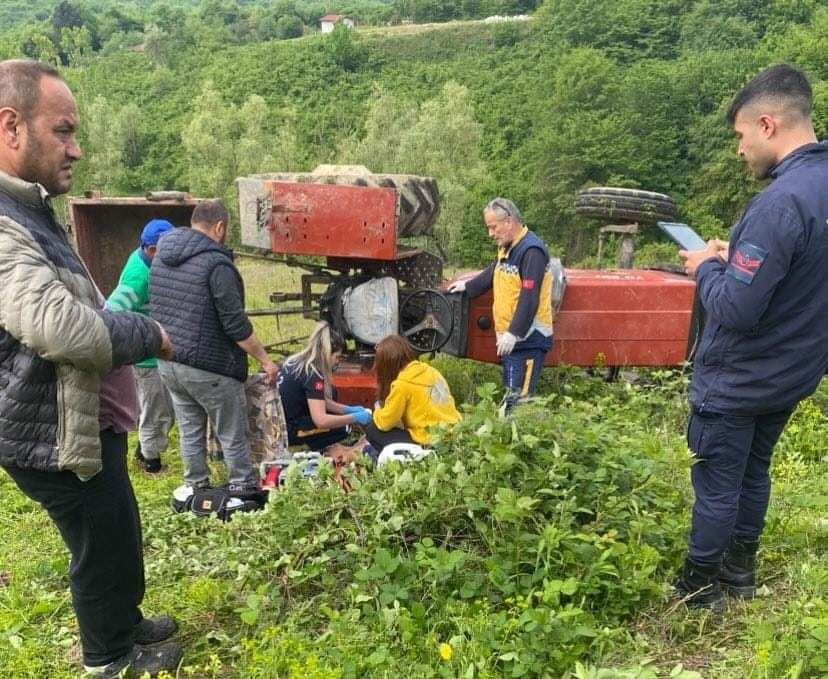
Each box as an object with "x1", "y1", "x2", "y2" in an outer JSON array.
[
  {"x1": 501, "y1": 346, "x2": 548, "y2": 410},
  {"x1": 686, "y1": 407, "x2": 792, "y2": 566}
]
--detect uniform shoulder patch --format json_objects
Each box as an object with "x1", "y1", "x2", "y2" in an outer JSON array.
[{"x1": 727, "y1": 240, "x2": 768, "y2": 285}]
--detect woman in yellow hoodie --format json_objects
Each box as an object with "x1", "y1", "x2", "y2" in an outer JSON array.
[{"x1": 366, "y1": 335, "x2": 461, "y2": 453}]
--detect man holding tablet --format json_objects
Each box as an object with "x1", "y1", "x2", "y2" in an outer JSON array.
[{"x1": 675, "y1": 65, "x2": 828, "y2": 610}]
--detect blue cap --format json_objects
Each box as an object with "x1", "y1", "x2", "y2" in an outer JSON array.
[{"x1": 140, "y1": 219, "x2": 174, "y2": 246}]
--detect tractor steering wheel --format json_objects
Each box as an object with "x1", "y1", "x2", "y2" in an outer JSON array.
[{"x1": 398, "y1": 289, "x2": 454, "y2": 353}]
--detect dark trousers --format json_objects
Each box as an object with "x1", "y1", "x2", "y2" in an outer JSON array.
[
  {"x1": 686, "y1": 408, "x2": 792, "y2": 566},
  {"x1": 288, "y1": 415, "x2": 349, "y2": 450},
  {"x1": 3, "y1": 430, "x2": 144, "y2": 666},
  {"x1": 365, "y1": 421, "x2": 415, "y2": 452},
  {"x1": 502, "y1": 346, "x2": 548, "y2": 409}
]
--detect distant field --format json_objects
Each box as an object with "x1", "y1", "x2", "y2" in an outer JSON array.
[
  {"x1": 237, "y1": 254, "x2": 469, "y2": 359},
  {"x1": 237, "y1": 255, "x2": 317, "y2": 358}
]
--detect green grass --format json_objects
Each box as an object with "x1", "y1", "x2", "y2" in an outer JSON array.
[{"x1": 0, "y1": 262, "x2": 826, "y2": 678}]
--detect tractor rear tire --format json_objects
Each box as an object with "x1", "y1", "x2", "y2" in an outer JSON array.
[
  {"x1": 267, "y1": 168, "x2": 440, "y2": 238},
  {"x1": 575, "y1": 187, "x2": 676, "y2": 224}
]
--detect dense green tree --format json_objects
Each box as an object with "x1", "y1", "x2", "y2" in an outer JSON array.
[
  {"x1": 77, "y1": 96, "x2": 143, "y2": 193},
  {"x1": 237, "y1": 95, "x2": 300, "y2": 175},
  {"x1": 22, "y1": 29, "x2": 59, "y2": 65},
  {"x1": 181, "y1": 82, "x2": 300, "y2": 225},
  {"x1": 52, "y1": 1, "x2": 84, "y2": 34},
  {"x1": 534, "y1": 0, "x2": 690, "y2": 61},
  {"x1": 181, "y1": 81, "x2": 242, "y2": 200},
  {"x1": 294, "y1": 2, "x2": 327, "y2": 26},
  {"x1": 679, "y1": 0, "x2": 764, "y2": 52},
  {"x1": 60, "y1": 26, "x2": 93, "y2": 67},
  {"x1": 325, "y1": 24, "x2": 365, "y2": 71},
  {"x1": 275, "y1": 15, "x2": 304, "y2": 40},
  {"x1": 98, "y1": 7, "x2": 144, "y2": 40}
]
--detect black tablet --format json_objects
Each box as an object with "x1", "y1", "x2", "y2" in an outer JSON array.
[{"x1": 657, "y1": 221, "x2": 707, "y2": 251}]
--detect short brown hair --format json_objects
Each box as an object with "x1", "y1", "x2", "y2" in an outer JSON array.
[
  {"x1": 0, "y1": 59, "x2": 62, "y2": 120},
  {"x1": 191, "y1": 199, "x2": 229, "y2": 227},
  {"x1": 374, "y1": 334, "x2": 416, "y2": 404}
]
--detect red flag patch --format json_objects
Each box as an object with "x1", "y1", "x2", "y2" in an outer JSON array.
[
  {"x1": 727, "y1": 240, "x2": 767, "y2": 285},
  {"x1": 521, "y1": 279, "x2": 535, "y2": 290}
]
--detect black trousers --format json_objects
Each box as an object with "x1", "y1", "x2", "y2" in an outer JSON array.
[
  {"x1": 365, "y1": 422, "x2": 415, "y2": 451},
  {"x1": 288, "y1": 415, "x2": 349, "y2": 450},
  {"x1": 3, "y1": 430, "x2": 144, "y2": 666},
  {"x1": 686, "y1": 408, "x2": 792, "y2": 566}
]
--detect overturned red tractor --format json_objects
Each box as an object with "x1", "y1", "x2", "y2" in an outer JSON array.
[
  {"x1": 68, "y1": 170, "x2": 696, "y2": 405},
  {"x1": 236, "y1": 167, "x2": 698, "y2": 404}
]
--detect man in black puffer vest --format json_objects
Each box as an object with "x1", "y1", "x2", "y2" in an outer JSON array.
[
  {"x1": 151, "y1": 200, "x2": 277, "y2": 499},
  {"x1": 0, "y1": 60, "x2": 182, "y2": 677}
]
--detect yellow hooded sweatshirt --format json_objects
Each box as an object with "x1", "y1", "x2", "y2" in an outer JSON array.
[{"x1": 373, "y1": 360, "x2": 461, "y2": 444}]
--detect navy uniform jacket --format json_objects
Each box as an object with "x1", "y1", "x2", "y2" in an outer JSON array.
[{"x1": 691, "y1": 141, "x2": 828, "y2": 415}]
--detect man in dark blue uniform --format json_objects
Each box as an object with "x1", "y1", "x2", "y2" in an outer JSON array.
[
  {"x1": 676, "y1": 64, "x2": 828, "y2": 611},
  {"x1": 449, "y1": 198, "x2": 555, "y2": 410}
]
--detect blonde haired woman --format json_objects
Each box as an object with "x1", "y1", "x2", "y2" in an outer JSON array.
[{"x1": 277, "y1": 322, "x2": 371, "y2": 450}]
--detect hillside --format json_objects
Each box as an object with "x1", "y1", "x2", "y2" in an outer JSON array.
[{"x1": 2, "y1": 1, "x2": 825, "y2": 263}]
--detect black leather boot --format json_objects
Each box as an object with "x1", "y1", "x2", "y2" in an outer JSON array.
[
  {"x1": 719, "y1": 537, "x2": 759, "y2": 599},
  {"x1": 673, "y1": 557, "x2": 726, "y2": 613},
  {"x1": 84, "y1": 641, "x2": 183, "y2": 677}
]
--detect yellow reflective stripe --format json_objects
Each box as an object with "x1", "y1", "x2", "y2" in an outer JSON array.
[
  {"x1": 521, "y1": 359, "x2": 534, "y2": 396},
  {"x1": 297, "y1": 427, "x2": 329, "y2": 437}
]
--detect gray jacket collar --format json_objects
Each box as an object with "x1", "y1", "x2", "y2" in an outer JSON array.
[{"x1": 0, "y1": 169, "x2": 50, "y2": 208}]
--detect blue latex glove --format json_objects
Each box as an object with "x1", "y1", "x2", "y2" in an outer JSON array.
[
  {"x1": 352, "y1": 408, "x2": 372, "y2": 426},
  {"x1": 343, "y1": 405, "x2": 364, "y2": 415}
]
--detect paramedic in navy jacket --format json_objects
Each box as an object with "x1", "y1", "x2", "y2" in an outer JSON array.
[{"x1": 675, "y1": 64, "x2": 828, "y2": 611}]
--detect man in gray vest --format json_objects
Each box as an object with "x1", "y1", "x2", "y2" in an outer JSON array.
[
  {"x1": 0, "y1": 60, "x2": 182, "y2": 676},
  {"x1": 151, "y1": 200, "x2": 277, "y2": 499}
]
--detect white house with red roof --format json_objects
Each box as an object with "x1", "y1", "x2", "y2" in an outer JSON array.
[{"x1": 320, "y1": 14, "x2": 355, "y2": 33}]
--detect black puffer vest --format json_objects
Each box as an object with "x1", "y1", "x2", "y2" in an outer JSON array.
[
  {"x1": 150, "y1": 228, "x2": 248, "y2": 382},
  {"x1": 0, "y1": 188, "x2": 72, "y2": 469}
]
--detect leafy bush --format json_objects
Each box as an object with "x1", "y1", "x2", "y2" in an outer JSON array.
[
  {"x1": 776, "y1": 393, "x2": 828, "y2": 463},
  {"x1": 145, "y1": 385, "x2": 689, "y2": 677},
  {"x1": 427, "y1": 354, "x2": 500, "y2": 406}
]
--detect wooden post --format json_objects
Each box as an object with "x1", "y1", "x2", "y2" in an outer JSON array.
[{"x1": 599, "y1": 223, "x2": 639, "y2": 269}]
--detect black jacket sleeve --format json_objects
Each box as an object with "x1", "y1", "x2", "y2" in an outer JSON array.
[
  {"x1": 98, "y1": 310, "x2": 163, "y2": 368},
  {"x1": 464, "y1": 262, "x2": 495, "y2": 299},
  {"x1": 508, "y1": 248, "x2": 547, "y2": 338},
  {"x1": 209, "y1": 264, "x2": 254, "y2": 342}
]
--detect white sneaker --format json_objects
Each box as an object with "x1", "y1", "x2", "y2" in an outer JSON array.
[{"x1": 172, "y1": 484, "x2": 195, "y2": 503}]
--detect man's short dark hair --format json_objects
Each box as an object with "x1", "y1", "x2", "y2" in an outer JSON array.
[
  {"x1": 192, "y1": 200, "x2": 229, "y2": 227},
  {"x1": 0, "y1": 59, "x2": 62, "y2": 120},
  {"x1": 727, "y1": 64, "x2": 812, "y2": 125}
]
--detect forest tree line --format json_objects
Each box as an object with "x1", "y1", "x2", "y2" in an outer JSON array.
[{"x1": 0, "y1": 0, "x2": 825, "y2": 264}]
